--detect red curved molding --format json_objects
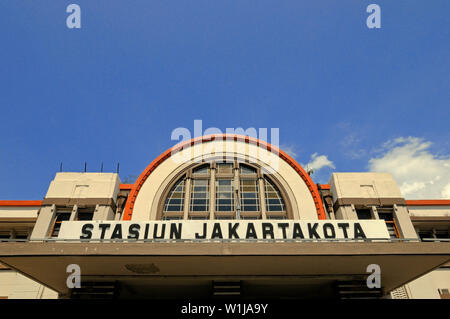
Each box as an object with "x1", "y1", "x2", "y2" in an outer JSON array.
[
  {"x1": 122, "y1": 134, "x2": 326, "y2": 220},
  {"x1": 119, "y1": 184, "x2": 134, "y2": 190}
]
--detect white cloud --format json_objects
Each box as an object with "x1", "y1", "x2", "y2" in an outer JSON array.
[
  {"x1": 304, "y1": 153, "x2": 335, "y2": 173},
  {"x1": 368, "y1": 137, "x2": 450, "y2": 199},
  {"x1": 280, "y1": 145, "x2": 298, "y2": 159}
]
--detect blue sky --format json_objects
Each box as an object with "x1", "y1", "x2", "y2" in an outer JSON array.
[{"x1": 0, "y1": 1, "x2": 449, "y2": 199}]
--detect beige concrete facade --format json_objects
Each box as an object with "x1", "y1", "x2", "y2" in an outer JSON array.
[
  {"x1": 329, "y1": 173, "x2": 418, "y2": 239},
  {"x1": 0, "y1": 136, "x2": 448, "y2": 299},
  {"x1": 0, "y1": 269, "x2": 57, "y2": 299}
]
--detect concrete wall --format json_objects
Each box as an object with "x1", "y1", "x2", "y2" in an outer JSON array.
[
  {"x1": 45, "y1": 172, "x2": 120, "y2": 200},
  {"x1": 329, "y1": 173, "x2": 418, "y2": 239},
  {"x1": 30, "y1": 173, "x2": 121, "y2": 239},
  {"x1": 0, "y1": 270, "x2": 58, "y2": 299},
  {"x1": 405, "y1": 268, "x2": 450, "y2": 299},
  {"x1": 408, "y1": 206, "x2": 450, "y2": 217},
  {"x1": 0, "y1": 207, "x2": 39, "y2": 219},
  {"x1": 329, "y1": 172, "x2": 404, "y2": 200}
]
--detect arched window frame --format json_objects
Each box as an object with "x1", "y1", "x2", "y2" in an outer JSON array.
[{"x1": 160, "y1": 160, "x2": 290, "y2": 220}]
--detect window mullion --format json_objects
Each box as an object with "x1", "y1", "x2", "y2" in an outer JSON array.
[
  {"x1": 210, "y1": 168, "x2": 215, "y2": 220},
  {"x1": 48, "y1": 204, "x2": 57, "y2": 237},
  {"x1": 258, "y1": 177, "x2": 267, "y2": 219},
  {"x1": 69, "y1": 204, "x2": 78, "y2": 221},
  {"x1": 183, "y1": 177, "x2": 191, "y2": 220},
  {"x1": 234, "y1": 166, "x2": 240, "y2": 218}
]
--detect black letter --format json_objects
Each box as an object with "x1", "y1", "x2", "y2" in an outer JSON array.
[
  {"x1": 246, "y1": 223, "x2": 258, "y2": 239},
  {"x1": 308, "y1": 223, "x2": 320, "y2": 239},
  {"x1": 354, "y1": 223, "x2": 367, "y2": 239},
  {"x1": 170, "y1": 223, "x2": 182, "y2": 239},
  {"x1": 228, "y1": 223, "x2": 239, "y2": 239},
  {"x1": 111, "y1": 224, "x2": 123, "y2": 239},
  {"x1": 99, "y1": 224, "x2": 111, "y2": 239},
  {"x1": 144, "y1": 224, "x2": 150, "y2": 239},
  {"x1": 337, "y1": 223, "x2": 350, "y2": 238},
  {"x1": 323, "y1": 223, "x2": 336, "y2": 239},
  {"x1": 293, "y1": 223, "x2": 304, "y2": 239},
  {"x1": 127, "y1": 224, "x2": 140, "y2": 240},
  {"x1": 80, "y1": 223, "x2": 93, "y2": 239},
  {"x1": 153, "y1": 224, "x2": 166, "y2": 239},
  {"x1": 262, "y1": 223, "x2": 274, "y2": 239},
  {"x1": 278, "y1": 223, "x2": 289, "y2": 239},
  {"x1": 211, "y1": 223, "x2": 223, "y2": 239},
  {"x1": 195, "y1": 223, "x2": 207, "y2": 239}
]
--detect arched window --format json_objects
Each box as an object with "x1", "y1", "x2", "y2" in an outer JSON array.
[{"x1": 160, "y1": 162, "x2": 288, "y2": 220}]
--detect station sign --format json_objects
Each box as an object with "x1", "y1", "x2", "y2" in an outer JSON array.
[{"x1": 57, "y1": 220, "x2": 391, "y2": 241}]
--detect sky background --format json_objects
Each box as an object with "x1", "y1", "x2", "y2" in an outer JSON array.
[{"x1": 0, "y1": 1, "x2": 449, "y2": 200}]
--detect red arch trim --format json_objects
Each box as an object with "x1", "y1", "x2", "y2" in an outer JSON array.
[{"x1": 122, "y1": 134, "x2": 326, "y2": 220}]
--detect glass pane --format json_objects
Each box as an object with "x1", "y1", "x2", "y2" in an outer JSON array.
[
  {"x1": 356, "y1": 209, "x2": 372, "y2": 220},
  {"x1": 217, "y1": 163, "x2": 233, "y2": 174},
  {"x1": 267, "y1": 216, "x2": 286, "y2": 220},
  {"x1": 163, "y1": 216, "x2": 182, "y2": 220},
  {"x1": 193, "y1": 165, "x2": 210, "y2": 175},
  {"x1": 77, "y1": 207, "x2": 94, "y2": 221},
  {"x1": 386, "y1": 222, "x2": 398, "y2": 239},
  {"x1": 418, "y1": 231, "x2": 433, "y2": 241},
  {"x1": 55, "y1": 213, "x2": 71, "y2": 222},
  {"x1": 240, "y1": 164, "x2": 257, "y2": 175},
  {"x1": 77, "y1": 212, "x2": 93, "y2": 221},
  {"x1": 164, "y1": 177, "x2": 186, "y2": 212},
  {"x1": 215, "y1": 179, "x2": 234, "y2": 212},
  {"x1": 52, "y1": 223, "x2": 63, "y2": 237},
  {"x1": 378, "y1": 210, "x2": 394, "y2": 221},
  {"x1": 240, "y1": 179, "x2": 260, "y2": 212},
  {"x1": 190, "y1": 179, "x2": 210, "y2": 212},
  {"x1": 269, "y1": 205, "x2": 283, "y2": 211},
  {"x1": 264, "y1": 178, "x2": 286, "y2": 212},
  {"x1": 435, "y1": 231, "x2": 449, "y2": 239}
]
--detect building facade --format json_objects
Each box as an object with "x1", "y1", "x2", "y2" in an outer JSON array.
[{"x1": 0, "y1": 135, "x2": 449, "y2": 299}]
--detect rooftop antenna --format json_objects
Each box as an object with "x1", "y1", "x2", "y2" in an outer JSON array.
[
  {"x1": 100, "y1": 162, "x2": 104, "y2": 173},
  {"x1": 116, "y1": 162, "x2": 120, "y2": 174},
  {"x1": 84, "y1": 162, "x2": 87, "y2": 172},
  {"x1": 59, "y1": 162, "x2": 63, "y2": 172}
]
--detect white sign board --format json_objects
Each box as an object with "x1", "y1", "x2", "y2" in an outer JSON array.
[{"x1": 58, "y1": 220, "x2": 390, "y2": 241}]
